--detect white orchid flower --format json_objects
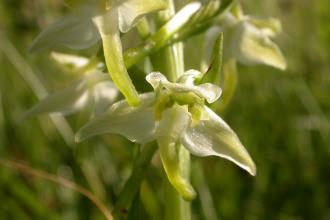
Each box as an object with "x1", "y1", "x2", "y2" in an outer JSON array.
[
  {"x1": 210, "y1": 6, "x2": 286, "y2": 70},
  {"x1": 23, "y1": 72, "x2": 118, "y2": 118},
  {"x1": 230, "y1": 18, "x2": 286, "y2": 70},
  {"x1": 30, "y1": 0, "x2": 166, "y2": 106},
  {"x1": 76, "y1": 70, "x2": 256, "y2": 200},
  {"x1": 23, "y1": 53, "x2": 118, "y2": 118}
]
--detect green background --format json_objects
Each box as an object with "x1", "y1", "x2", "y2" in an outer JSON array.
[{"x1": 0, "y1": 0, "x2": 329, "y2": 219}]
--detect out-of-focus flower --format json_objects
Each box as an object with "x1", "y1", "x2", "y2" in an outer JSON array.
[
  {"x1": 23, "y1": 53, "x2": 118, "y2": 118},
  {"x1": 229, "y1": 16, "x2": 286, "y2": 70},
  {"x1": 208, "y1": 4, "x2": 287, "y2": 70},
  {"x1": 23, "y1": 72, "x2": 118, "y2": 117},
  {"x1": 29, "y1": 0, "x2": 166, "y2": 51}
]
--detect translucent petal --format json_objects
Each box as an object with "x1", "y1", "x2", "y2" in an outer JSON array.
[
  {"x1": 75, "y1": 93, "x2": 156, "y2": 143},
  {"x1": 195, "y1": 83, "x2": 222, "y2": 103},
  {"x1": 85, "y1": 71, "x2": 111, "y2": 86},
  {"x1": 92, "y1": 10, "x2": 119, "y2": 35},
  {"x1": 231, "y1": 22, "x2": 286, "y2": 70},
  {"x1": 29, "y1": 16, "x2": 100, "y2": 52},
  {"x1": 156, "y1": 105, "x2": 196, "y2": 200},
  {"x1": 146, "y1": 72, "x2": 222, "y2": 103},
  {"x1": 181, "y1": 106, "x2": 256, "y2": 176},
  {"x1": 145, "y1": 71, "x2": 168, "y2": 90},
  {"x1": 92, "y1": 81, "x2": 118, "y2": 115},
  {"x1": 245, "y1": 16, "x2": 282, "y2": 37},
  {"x1": 176, "y1": 69, "x2": 203, "y2": 86},
  {"x1": 117, "y1": 0, "x2": 166, "y2": 33},
  {"x1": 50, "y1": 52, "x2": 90, "y2": 70},
  {"x1": 22, "y1": 79, "x2": 89, "y2": 118}
]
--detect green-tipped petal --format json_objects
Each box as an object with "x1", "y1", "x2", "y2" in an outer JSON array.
[
  {"x1": 22, "y1": 80, "x2": 89, "y2": 118},
  {"x1": 181, "y1": 106, "x2": 256, "y2": 176},
  {"x1": 93, "y1": 11, "x2": 140, "y2": 106},
  {"x1": 29, "y1": 16, "x2": 100, "y2": 52},
  {"x1": 75, "y1": 93, "x2": 155, "y2": 143},
  {"x1": 146, "y1": 71, "x2": 222, "y2": 103},
  {"x1": 117, "y1": 0, "x2": 166, "y2": 33},
  {"x1": 231, "y1": 22, "x2": 287, "y2": 70},
  {"x1": 156, "y1": 105, "x2": 196, "y2": 200}
]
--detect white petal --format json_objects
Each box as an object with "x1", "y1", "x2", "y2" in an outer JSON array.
[
  {"x1": 181, "y1": 106, "x2": 256, "y2": 176},
  {"x1": 145, "y1": 71, "x2": 168, "y2": 90},
  {"x1": 75, "y1": 93, "x2": 156, "y2": 143},
  {"x1": 30, "y1": 16, "x2": 100, "y2": 52},
  {"x1": 50, "y1": 52, "x2": 90, "y2": 69},
  {"x1": 117, "y1": 0, "x2": 166, "y2": 33},
  {"x1": 22, "y1": 79, "x2": 89, "y2": 117},
  {"x1": 193, "y1": 83, "x2": 222, "y2": 103},
  {"x1": 245, "y1": 15, "x2": 282, "y2": 37},
  {"x1": 156, "y1": 105, "x2": 196, "y2": 200},
  {"x1": 92, "y1": 81, "x2": 119, "y2": 115},
  {"x1": 156, "y1": 105, "x2": 191, "y2": 143},
  {"x1": 176, "y1": 69, "x2": 203, "y2": 86},
  {"x1": 231, "y1": 22, "x2": 286, "y2": 70},
  {"x1": 85, "y1": 71, "x2": 110, "y2": 85},
  {"x1": 146, "y1": 72, "x2": 222, "y2": 103}
]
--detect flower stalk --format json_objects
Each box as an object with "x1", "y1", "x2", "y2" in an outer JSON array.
[
  {"x1": 151, "y1": 0, "x2": 193, "y2": 219},
  {"x1": 112, "y1": 142, "x2": 158, "y2": 219}
]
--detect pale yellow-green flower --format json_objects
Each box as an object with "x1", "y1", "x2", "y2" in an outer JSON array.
[
  {"x1": 209, "y1": 5, "x2": 287, "y2": 70},
  {"x1": 76, "y1": 70, "x2": 256, "y2": 200}
]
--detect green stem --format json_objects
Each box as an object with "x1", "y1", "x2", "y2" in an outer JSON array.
[
  {"x1": 164, "y1": 147, "x2": 192, "y2": 220},
  {"x1": 136, "y1": 18, "x2": 151, "y2": 40},
  {"x1": 123, "y1": 0, "x2": 235, "y2": 69},
  {"x1": 191, "y1": 162, "x2": 218, "y2": 220},
  {"x1": 151, "y1": 1, "x2": 192, "y2": 219},
  {"x1": 112, "y1": 142, "x2": 157, "y2": 219},
  {"x1": 124, "y1": 2, "x2": 201, "y2": 69}
]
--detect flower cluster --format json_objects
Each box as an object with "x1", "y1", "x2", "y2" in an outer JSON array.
[{"x1": 25, "y1": 0, "x2": 287, "y2": 201}]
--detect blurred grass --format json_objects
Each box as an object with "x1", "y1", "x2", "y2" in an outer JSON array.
[{"x1": 0, "y1": 0, "x2": 329, "y2": 220}]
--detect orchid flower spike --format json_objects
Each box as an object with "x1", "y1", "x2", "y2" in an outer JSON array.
[{"x1": 76, "y1": 70, "x2": 256, "y2": 200}]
